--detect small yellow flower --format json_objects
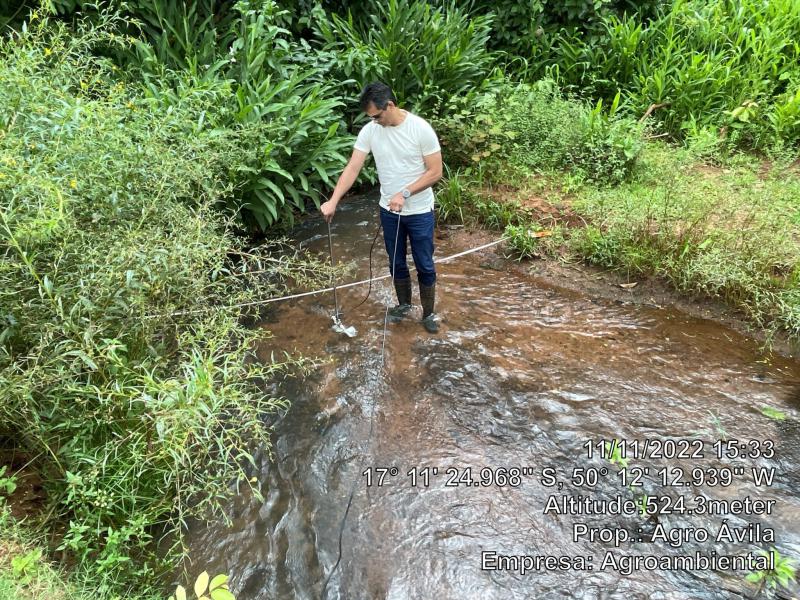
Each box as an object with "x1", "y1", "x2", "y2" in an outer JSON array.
[
  {"x1": 126, "y1": 101, "x2": 135, "y2": 109},
  {"x1": 0, "y1": 173, "x2": 6, "y2": 179},
  {"x1": 44, "y1": 47, "x2": 52, "y2": 56},
  {"x1": 70, "y1": 178, "x2": 77, "y2": 189}
]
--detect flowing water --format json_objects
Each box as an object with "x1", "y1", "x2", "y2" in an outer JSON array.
[{"x1": 189, "y1": 194, "x2": 800, "y2": 600}]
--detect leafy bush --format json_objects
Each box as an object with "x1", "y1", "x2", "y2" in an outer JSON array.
[
  {"x1": 432, "y1": 88, "x2": 516, "y2": 168},
  {"x1": 467, "y1": 0, "x2": 665, "y2": 57},
  {"x1": 0, "y1": 11, "x2": 331, "y2": 595},
  {"x1": 310, "y1": 0, "x2": 497, "y2": 113},
  {"x1": 433, "y1": 78, "x2": 643, "y2": 183},
  {"x1": 1, "y1": 507, "x2": 96, "y2": 600},
  {"x1": 503, "y1": 224, "x2": 542, "y2": 260},
  {"x1": 566, "y1": 92, "x2": 644, "y2": 184},
  {"x1": 746, "y1": 548, "x2": 797, "y2": 593},
  {"x1": 32, "y1": 0, "x2": 354, "y2": 232},
  {"x1": 124, "y1": 0, "x2": 353, "y2": 231},
  {"x1": 535, "y1": 0, "x2": 800, "y2": 152}
]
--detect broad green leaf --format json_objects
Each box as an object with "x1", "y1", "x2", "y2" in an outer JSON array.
[
  {"x1": 176, "y1": 585, "x2": 187, "y2": 600},
  {"x1": 254, "y1": 189, "x2": 278, "y2": 221},
  {"x1": 285, "y1": 183, "x2": 303, "y2": 209},
  {"x1": 210, "y1": 590, "x2": 235, "y2": 600},
  {"x1": 251, "y1": 206, "x2": 267, "y2": 230},
  {"x1": 195, "y1": 571, "x2": 210, "y2": 597},
  {"x1": 313, "y1": 163, "x2": 331, "y2": 184},
  {"x1": 263, "y1": 164, "x2": 293, "y2": 181},
  {"x1": 209, "y1": 574, "x2": 229, "y2": 591},
  {"x1": 260, "y1": 179, "x2": 285, "y2": 203}
]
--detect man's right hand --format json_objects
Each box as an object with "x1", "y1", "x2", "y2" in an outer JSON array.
[{"x1": 320, "y1": 199, "x2": 337, "y2": 223}]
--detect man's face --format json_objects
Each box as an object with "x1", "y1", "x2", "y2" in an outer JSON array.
[{"x1": 365, "y1": 101, "x2": 390, "y2": 126}]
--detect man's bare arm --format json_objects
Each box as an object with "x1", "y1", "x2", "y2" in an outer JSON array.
[{"x1": 320, "y1": 149, "x2": 368, "y2": 222}]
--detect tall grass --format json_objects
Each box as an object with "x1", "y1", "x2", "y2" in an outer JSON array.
[{"x1": 0, "y1": 11, "x2": 332, "y2": 596}]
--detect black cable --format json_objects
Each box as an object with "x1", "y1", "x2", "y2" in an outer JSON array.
[
  {"x1": 320, "y1": 212, "x2": 400, "y2": 599},
  {"x1": 319, "y1": 403, "x2": 377, "y2": 599},
  {"x1": 341, "y1": 219, "x2": 383, "y2": 313}
]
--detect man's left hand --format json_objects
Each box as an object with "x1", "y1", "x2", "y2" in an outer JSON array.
[{"x1": 388, "y1": 192, "x2": 405, "y2": 213}]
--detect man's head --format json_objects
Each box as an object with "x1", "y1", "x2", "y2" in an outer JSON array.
[{"x1": 359, "y1": 81, "x2": 399, "y2": 126}]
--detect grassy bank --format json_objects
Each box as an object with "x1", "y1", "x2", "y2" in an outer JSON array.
[
  {"x1": 569, "y1": 146, "x2": 800, "y2": 343},
  {"x1": 0, "y1": 508, "x2": 92, "y2": 600},
  {"x1": 423, "y1": 60, "x2": 800, "y2": 348},
  {"x1": 435, "y1": 144, "x2": 800, "y2": 347}
]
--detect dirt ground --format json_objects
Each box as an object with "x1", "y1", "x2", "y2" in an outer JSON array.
[{"x1": 0, "y1": 450, "x2": 46, "y2": 522}]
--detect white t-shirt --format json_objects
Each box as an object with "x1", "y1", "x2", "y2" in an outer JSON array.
[{"x1": 353, "y1": 110, "x2": 441, "y2": 215}]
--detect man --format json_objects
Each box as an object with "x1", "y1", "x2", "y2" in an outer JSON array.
[{"x1": 320, "y1": 82, "x2": 443, "y2": 334}]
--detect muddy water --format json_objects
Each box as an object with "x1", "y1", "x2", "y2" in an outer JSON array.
[{"x1": 189, "y1": 194, "x2": 800, "y2": 600}]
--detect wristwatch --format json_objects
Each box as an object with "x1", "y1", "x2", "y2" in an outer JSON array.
[{"x1": 401, "y1": 188, "x2": 411, "y2": 199}]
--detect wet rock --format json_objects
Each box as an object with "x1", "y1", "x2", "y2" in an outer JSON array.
[{"x1": 479, "y1": 258, "x2": 505, "y2": 271}]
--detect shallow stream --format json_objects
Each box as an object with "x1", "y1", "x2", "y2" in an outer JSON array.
[{"x1": 189, "y1": 194, "x2": 800, "y2": 600}]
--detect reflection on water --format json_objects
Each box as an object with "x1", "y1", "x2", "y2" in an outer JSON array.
[{"x1": 188, "y1": 194, "x2": 800, "y2": 600}]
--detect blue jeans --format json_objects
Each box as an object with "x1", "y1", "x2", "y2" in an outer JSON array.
[{"x1": 380, "y1": 207, "x2": 436, "y2": 287}]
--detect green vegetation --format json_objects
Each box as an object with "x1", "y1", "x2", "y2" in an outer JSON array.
[
  {"x1": 433, "y1": 79, "x2": 644, "y2": 184},
  {"x1": 468, "y1": 0, "x2": 665, "y2": 57},
  {"x1": 566, "y1": 146, "x2": 800, "y2": 342},
  {"x1": 1, "y1": 508, "x2": 94, "y2": 600},
  {"x1": 1, "y1": 508, "x2": 237, "y2": 600},
  {"x1": 169, "y1": 571, "x2": 235, "y2": 600},
  {"x1": 1, "y1": 0, "x2": 799, "y2": 597},
  {"x1": 503, "y1": 225, "x2": 542, "y2": 261},
  {"x1": 312, "y1": 0, "x2": 497, "y2": 112},
  {"x1": 55, "y1": 0, "x2": 353, "y2": 231},
  {"x1": 746, "y1": 548, "x2": 797, "y2": 595},
  {"x1": 434, "y1": 80, "x2": 800, "y2": 345},
  {"x1": 500, "y1": 0, "x2": 800, "y2": 154},
  {"x1": 604, "y1": 440, "x2": 630, "y2": 470},
  {"x1": 1, "y1": 9, "x2": 333, "y2": 599},
  {"x1": 761, "y1": 406, "x2": 788, "y2": 422},
  {"x1": 0, "y1": 467, "x2": 16, "y2": 498}
]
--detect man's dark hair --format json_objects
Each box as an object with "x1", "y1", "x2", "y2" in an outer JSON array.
[{"x1": 359, "y1": 82, "x2": 397, "y2": 110}]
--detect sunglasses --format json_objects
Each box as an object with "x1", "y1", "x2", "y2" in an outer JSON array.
[{"x1": 368, "y1": 109, "x2": 385, "y2": 121}]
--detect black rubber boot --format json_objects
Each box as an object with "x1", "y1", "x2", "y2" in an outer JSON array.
[
  {"x1": 419, "y1": 282, "x2": 439, "y2": 334},
  {"x1": 388, "y1": 277, "x2": 412, "y2": 322}
]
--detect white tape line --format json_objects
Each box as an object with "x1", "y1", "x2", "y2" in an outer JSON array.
[{"x1": 146, "y1": 236, "x2": 507, "y2": 318}]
